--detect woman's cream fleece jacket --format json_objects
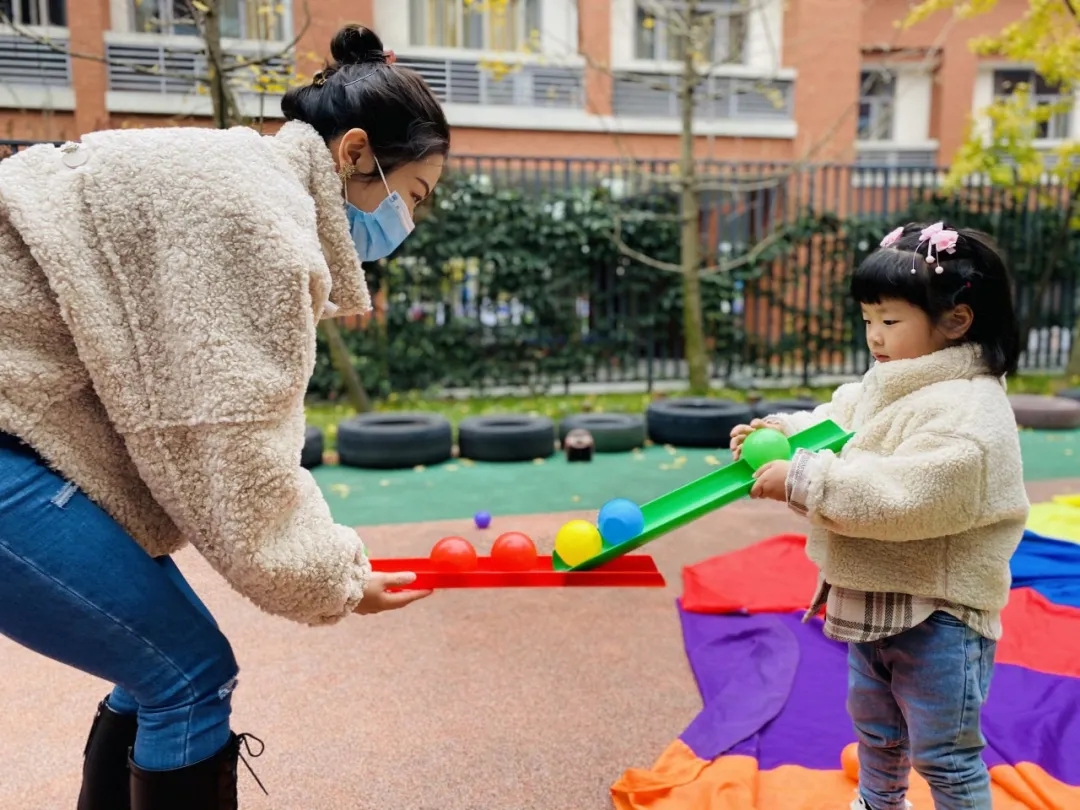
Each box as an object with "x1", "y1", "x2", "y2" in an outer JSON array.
[
  {"x1": 0, "y1": 122, "x2": 374, "y2": 626},
  {"x1": 766, "y1": 345, "x2": 1030, "y2": 612}
]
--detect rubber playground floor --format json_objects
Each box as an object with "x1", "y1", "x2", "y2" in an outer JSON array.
[
  {"x1": 0, "y1": 429, "x2": 1077, "y2": 810},
  {"x1": 313, "y1": 427, "x2": 1080, "y2": 527}
]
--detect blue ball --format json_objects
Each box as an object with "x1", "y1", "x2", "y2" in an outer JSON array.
[
  {"x1": 598, "y1": 498, "x2": 645, "y2": 546},
  {"x1": 474, "y1": 511, "x2": 492, "y2": 530}
]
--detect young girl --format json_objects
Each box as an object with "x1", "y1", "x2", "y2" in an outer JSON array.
[{"x1": 731, "y1": 222, "x2": 1030, "y2": 810}]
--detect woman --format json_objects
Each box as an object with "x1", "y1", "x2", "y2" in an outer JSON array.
[{"x1": 0, "y1": 24, "x2": 444, "y2": 810}]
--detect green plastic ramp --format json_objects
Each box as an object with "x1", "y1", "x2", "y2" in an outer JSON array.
[{"x1": 553, "y1": 419, "x2": 853, "y2": 571}]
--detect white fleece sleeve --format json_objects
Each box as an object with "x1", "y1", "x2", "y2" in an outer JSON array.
[
  {"x1": 764, "y1": 382, "x2": 862, "y2": 436},
  {"x1": 785, "y1": 431, "x2": 986, "y2": 542},
  {"x1": 118, "y1": 412, "x2": 372, "y2": 626}
]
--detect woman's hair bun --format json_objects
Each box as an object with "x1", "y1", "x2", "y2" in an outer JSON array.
[{"x1": 330, "y1": 24, "x2": 388, "y2": 66}]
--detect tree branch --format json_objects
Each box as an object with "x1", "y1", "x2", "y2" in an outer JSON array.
[
  {"x1": 700, "y1": 224, "x2": 790, "y2": 276},
  {"x1": 609, "y1": 160, "x2": 798, "y2": 197},
  {"x1": 487, "y1": 0, "x2": 958, "y2": 273},
  {"x1": 611, "y1": 70, "x2": 697, "y2": 95},
  {"x1": 220, "y1": 0, "x2": 312, "y2": 74},
  {"x1": 552, "y1": 0, "x2": 949, "y2": 174},
  {"x1": 610, "y1": 202, "x2": 792, "y2": 277},
  {"x1": 609, "y1": 228, "x2": 682, "y2": 273}
]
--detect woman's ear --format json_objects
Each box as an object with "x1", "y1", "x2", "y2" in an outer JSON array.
[
  {"x1": 337, "y1": 128, "x2": 370, "y2": 172},
  {"x1": 940, "y1": 304, "x2": 974, "y2": 340}
]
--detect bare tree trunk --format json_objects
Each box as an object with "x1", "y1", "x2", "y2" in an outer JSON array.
[
  {"x1": 679, "y1": 6, "x2": 709, "y2": 394},
  {"x1": 1021, "y1": 187, "x2": 1080, "y2": 379},
  {"x1": 189, "y1": 0, "x2": 232, "y2": 128},
  {"x1": 1064, "y1": 195, "x2": 1080, "y2": 378},
  {"x1": 321, "y1": 320, "x2": 372, "y2": 412},
  {"x1": 188, "y1": 1, "x2": 373, "y2": 408},
  {"x1": 1068, "y1": 328, "x2": 1080, "y2": 378}
]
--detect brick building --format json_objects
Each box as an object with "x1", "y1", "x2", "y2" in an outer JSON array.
[{"x1": 0, "y1": 0, "x2": 1074, "y2": 167}]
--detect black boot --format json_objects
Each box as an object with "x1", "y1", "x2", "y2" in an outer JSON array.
[
  {"x1": 128, "y1": 733, "x2": 265, "y2": 810},
  {"x1": 78, "y1": 697, "x2": 139, "y2": 810}
]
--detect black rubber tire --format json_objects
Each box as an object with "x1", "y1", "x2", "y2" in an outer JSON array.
[
  {"x1": 337, "y1": 412, "x2": 453, "y2": 469},
  {"x1": 1009, "y1": 394, "x2": 1080, "y2": 430},
  {"x1": 301, "y1": 426, "x2": 324, "y2": 469},
  {"x1": 752, "y1": 397, "x2": 821, "y2": 420},
  {"x1": 646, "y1": 398, "x2": 754, "y2": 448},
  {"x1": 558, "y1": 413, "x2": 647, "y2": 453},
  {"x1": 1059, "y1": 388, "x2": 1080, "y2": 404},
  {"x1": 458, "y1": 415, "x2": 556, "y2": 462}
]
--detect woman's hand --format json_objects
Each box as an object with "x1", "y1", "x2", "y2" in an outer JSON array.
[
  {"x1": 729, "y1": 418, "x2": 780, "y2": 460},
  {"x1": 354, "y1": 571, "x2": 433, "y2": 615}
]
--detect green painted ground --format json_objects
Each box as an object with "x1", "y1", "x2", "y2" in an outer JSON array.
[{"x1": 312, "y1": 428, "x2": 1079, "y2": 527}]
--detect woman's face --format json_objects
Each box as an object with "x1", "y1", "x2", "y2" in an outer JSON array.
[{"x1": 332, "y1": 128, "x2": 444, "y2": 217}]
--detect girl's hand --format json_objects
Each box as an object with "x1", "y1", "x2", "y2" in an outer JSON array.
[
  {"x1": 750, "y1": 460, "x2": 790, "y2": 502},
  {"x1": 729, "y1": 419, "x2": 780, "y2": 460},
  {"x1": 354, "y1": 571, "x2": 433, "y2": 615}
]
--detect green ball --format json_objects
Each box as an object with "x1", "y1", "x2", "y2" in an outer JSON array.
[{"x1": 741, "y1": 428, "x2": 792, "y2": 470}]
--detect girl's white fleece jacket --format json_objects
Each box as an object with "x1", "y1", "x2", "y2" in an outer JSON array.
[{"x1": 766, "y1": 345, "x2": 1030, "y2": 612}]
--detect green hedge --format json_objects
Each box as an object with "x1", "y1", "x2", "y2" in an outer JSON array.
[{"x1": 309, "y1": 175, "x2": 1077, "y2": 401}]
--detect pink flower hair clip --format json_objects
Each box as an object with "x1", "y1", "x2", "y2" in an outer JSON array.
[
  {"x1": 880, "y1": 226, "x2": 903, "y2": 249},
  {"x1": 912, "y1": 221, "x2": 958, "y2": 273}
]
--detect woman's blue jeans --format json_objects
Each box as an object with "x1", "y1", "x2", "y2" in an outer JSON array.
[{"x1": 0, "y1": 441, "x2": 237, "y2": 770}]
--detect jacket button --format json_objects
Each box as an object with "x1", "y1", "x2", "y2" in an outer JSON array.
[{"x1": 60, "y1": 142, "x2": 89, "y2": 168}]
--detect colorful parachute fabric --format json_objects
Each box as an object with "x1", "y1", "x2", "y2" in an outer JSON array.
[
  {"x1": 612, "y1": 523, "x2": 1080, "y2": 810},
  {"x1": 1026, "y1": 495, "x2": 1080, "y2": 545}
]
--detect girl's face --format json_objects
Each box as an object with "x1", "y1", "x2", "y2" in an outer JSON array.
[{"x1": 861, "y1": 298, "x2": 973, "y2": 364}]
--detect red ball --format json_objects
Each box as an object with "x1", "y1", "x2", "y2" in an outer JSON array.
[
  {"x1": 430, "y1": 536, "x2": 479, "y2": 572},
  {"x1": 490, "y1": 532, "x2": 538, "y2": 571}
]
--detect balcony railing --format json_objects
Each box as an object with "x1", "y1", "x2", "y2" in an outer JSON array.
[
  {"x1": 0, "y1": 31, "x2": 71, "y2": 86},
  {"x1": 612, "y1": 73, "x2": 794, "y2": 120},
  {"x1": 855, "y1": 146, "x2": 938, "y2": 169},
  {"x1": 395, "y1": 55, "x2": 585, "y2": 109},
  {"x1": 104, "y1": 39, "x2": 290, "y2": 95}
]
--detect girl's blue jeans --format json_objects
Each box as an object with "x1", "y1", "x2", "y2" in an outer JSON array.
[
  {"x1": 848, "y1": 610, "x2": 996, "y2": 810},
  {"x1": 0, "y1": 440, "x2": 237, "y2": 770}
]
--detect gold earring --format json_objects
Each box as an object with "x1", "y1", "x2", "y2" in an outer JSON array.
[{"x1": 338, "y1": 163, "x2": 357, "y2": 184}]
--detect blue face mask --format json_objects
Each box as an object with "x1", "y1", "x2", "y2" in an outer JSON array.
[{"x1": 343, "y1": 155, "x2": 416, "y2": 262}]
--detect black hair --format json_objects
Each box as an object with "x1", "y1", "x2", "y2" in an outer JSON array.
[
  {"x1": 851, "y1": 222, "x2": 1021, "y2": 377},
  {"x1": 281, "y1": 24, "x2": 450, "y2": 179}
]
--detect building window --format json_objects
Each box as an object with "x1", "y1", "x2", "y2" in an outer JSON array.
[
  {"x1": 131, "y1": 0, "x2": 288, "y2": 41},
  {"x1": 634, "y1": 1, "x2": 746, "y2": 64},
  {"x1": 0, "y1": 0, "x2": 66, "y2": 26},
  {"x1": 992, "y1": 69, "x2": 1072, "y2": 140},
  {"x1": 409, "y1": 0, "x2": 542, "y2": 51},
  {"x1": 857, "y1": 69, "x2": 895, "y2": 141}
]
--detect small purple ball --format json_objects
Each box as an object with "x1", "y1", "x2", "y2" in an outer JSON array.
[{"x1": 474, "y1": 511, "x2": 492, "y2": 530}]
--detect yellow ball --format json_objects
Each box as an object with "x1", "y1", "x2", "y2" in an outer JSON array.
[{"x1": 555, "y1": 519, "x2": 603, "y2": 567}]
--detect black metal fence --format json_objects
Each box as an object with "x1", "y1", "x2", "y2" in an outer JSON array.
[
  {"x1": 346, "y1": 154, "x2": 1075, "y2": 392},
  {"x1": 3, "y1": 140, "x2": 1076, "y2": 392}
]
